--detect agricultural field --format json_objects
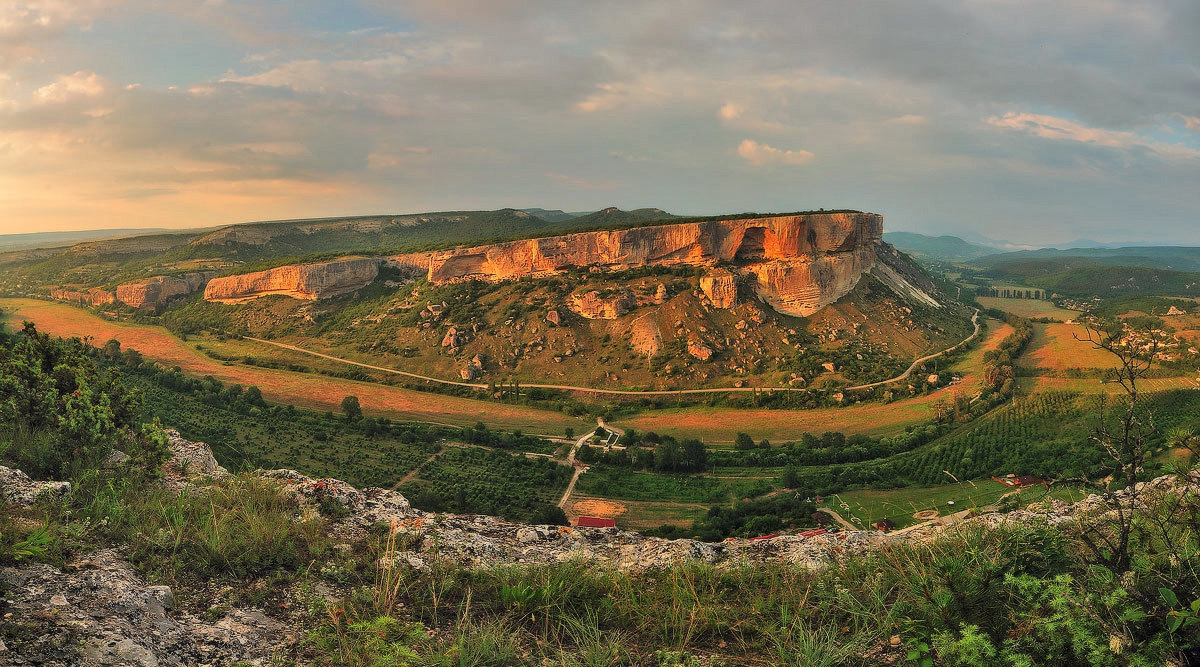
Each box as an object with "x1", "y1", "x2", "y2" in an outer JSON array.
[
  {"x1": 574, "y1": 466, "x2": 772, "y2": 504},
  {"x1": 820, "y1": 481, "x2": 1084, "y2": 530},
  {"x1": 0, "y1": 298, "x2": 585, "y2": 434},
  {"x1": 566, "y1": 496, "x2": 708, "y2": 531},
  {"x1": 976, "y1": 296, "x2": 1078, "y2": 320},
  {"x1": 1019, "y1": 322, "x2": 1124, "y2": 371},
  {"x1": 397, "y1": 446, "x2": 572, "y2": 522}
]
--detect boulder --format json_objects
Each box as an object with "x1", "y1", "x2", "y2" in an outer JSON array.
[
  {"x1": 688, "y1": 340, "x2": 714, "y2": 361},
  {"x1": 546, "y1": 309, "x2": 561, "y2": 326},
  {"x1": 568, "y1": 289, "x2": 636, "y2": 320}
]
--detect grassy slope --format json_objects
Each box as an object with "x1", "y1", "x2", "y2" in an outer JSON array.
[{"x1": 0, "y1": 298, "x2": 583, "y2": 434}]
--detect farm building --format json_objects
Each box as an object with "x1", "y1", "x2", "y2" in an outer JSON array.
[{"x1": 875, "y1": 519, "x2": 895, "y2": 532}]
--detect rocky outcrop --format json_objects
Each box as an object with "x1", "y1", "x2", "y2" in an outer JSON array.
[
  {"x1": 700, "y1": 268, "x2": 738, "y2": 309},
  {"x1": 630, "y1": 315, "x2": 663, "y2": 357},
  {"x1": 0, "y1": 550, "x2": 293, "y2": 666},
  {"x1": 688, "y1": 339, "x2": 714, "y2": 361},
  {"x1": 387, "y1": 212, "x2": 883, "y2": 316},
  {"x1": 116, "y1": 272, "x2": 215, "y2": 310},
  {"x1": 0, "y1": 465, "x2": 71, "y2": 506},
  {"x1": 203, "y1": 258, "x2": 379, "y2": 303},
  {"x1": 49, "y1": 287, "x2": 116, "y2": 307},
  {"x1": 568, "y1": 289, "x2": 636, "y2": 320}
]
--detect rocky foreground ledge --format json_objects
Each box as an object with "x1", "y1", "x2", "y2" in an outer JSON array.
[{"x1": 1, "y1": 432, "x2": 1193, "y2": 666}]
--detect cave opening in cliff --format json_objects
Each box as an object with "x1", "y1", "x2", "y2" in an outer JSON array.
[{"x1": 734, "y1": 226, "x2": 782, "y2": 262}]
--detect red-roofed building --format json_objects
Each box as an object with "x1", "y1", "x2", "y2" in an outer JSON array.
[{"x1": 576, "y1": 516, "x2": 616, "y2": 528}]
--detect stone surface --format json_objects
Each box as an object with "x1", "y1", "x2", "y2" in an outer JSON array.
[
  {"x1": 204, "y1": 258, "x2": 379, "y2": 303},
  {"x1": 49, "y1": 287, "x2": 117, "y2": 307},
  {"x1": 688, "y1": 340, "x2": 714, "y2": 361},
  {"x1": 700, "y1": 268, "x2": 738, "y2": 309},
  {"x1": 116, "y1": 272, "x2": 215, "y2": 310},
  {"x1": 0, "y1": 550, "x2": 294, "y2": 666},
  {"x1": 385, "y1": 212, "x2": 882, "y2": 317},
  {"x1": 568, "y1": 289, "x2": 636, "y2": 320},
  {"x1": 630, "y1": 315, "x2": 663, "y2": 357},
  {"x1": 0, "y1": 466, "x2": 71, "y2": 506}
]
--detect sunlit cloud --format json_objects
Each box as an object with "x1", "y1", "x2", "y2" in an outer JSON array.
[
  {"x1": 988, "y1": 112, "x2": 1200, "y2": 161},
  {"x1": 736, "y1": 139, "x2": 814, "y2": 167}
]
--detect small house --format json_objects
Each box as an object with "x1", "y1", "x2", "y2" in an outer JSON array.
[{"x1": 875, "y1": 518, "x2": 895, "y2": 532}]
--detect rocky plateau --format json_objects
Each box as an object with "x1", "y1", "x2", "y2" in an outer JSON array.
[{"x1": 201, "y1": 213, "x2": 885, "y2": 317}]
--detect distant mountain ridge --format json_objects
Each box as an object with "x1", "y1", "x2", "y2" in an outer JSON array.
[
  {"x1": 0, "y1": 228, "x2": 170, "y2": 252},
  {"x1": 883, "y1": 232, "x2": 996, "y2": 262}
]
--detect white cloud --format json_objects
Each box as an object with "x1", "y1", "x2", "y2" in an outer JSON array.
[
  {"x1": 988, "y1": 111, "x2": 1200, "y2": 161},
  {"x1": 736, "y1": 139, "x2": 813, "y2": 166},
  {"x1": 32, "y1": 70, "x2": 107, "y2": 104}
]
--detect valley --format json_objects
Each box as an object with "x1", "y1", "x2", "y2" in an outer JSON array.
[{"x1": 4, "y1": 209, "x2": 1200, "y2": 541}]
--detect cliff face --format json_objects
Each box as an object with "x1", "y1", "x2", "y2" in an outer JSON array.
[
  {"x1": 387, "y1": 212, "x2": 883, "y2": 316},
  {"x1": 203, "y1": 258, "x2": 379, "y2": 304},
  {"x1": 205, "y1": 213, "x2": 883, "y2": 316},
  {"x1": 115, "y1": 272, "x2": 215, "y2": 310},
  {"x1": 50, "y1": 287, "x2": 116, "y2": 307}
]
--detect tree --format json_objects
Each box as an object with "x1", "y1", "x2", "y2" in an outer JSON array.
[
  {"x1": 529, "y1": 504, "x2": 569, "y2": 526},
  {"x1": 780, "y1": 466, "x2": 800, "y2": 489},
  {"x1": 735, "y1": 432, "x2": 755, "y2": 451},
  {"x1": 681, "y1": 439, "x2": 708, "y2": 472},
  {"x1": 564, "y1": 427, "x2": 575, "y2": 440},
  {"x1": 341, "y1": 395, "x2": 362, "y2": 421}
]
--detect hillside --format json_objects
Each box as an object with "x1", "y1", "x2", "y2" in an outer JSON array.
[
  {"x1": 884, "y1": 231, "x2": 996, "y2": 262},
  {"x1": 5, "y1": 209, "x2": 974, "y2": 392},
  {"x1": 977, "y1": 256, "x2": 1200, "y2": 298},
  {"x1": 4, "y1": 427, "x2": 1198, "y2": 665}
]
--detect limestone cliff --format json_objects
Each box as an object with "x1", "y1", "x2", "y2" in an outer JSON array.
[
  {"x1": 386, "y1": 212, "x2": 883, "y2": 316},
  {"x1": 203, "y1": 258, "x2": 379, "y2": 303},
  {"x1": 115, "y1": 272, "x2": 215, "y2": 310},
  {"x1": 50, "y1": 287, "x2": 116, "y2": 307},
  {"x1": 207, "y1": 213, "x2": 883, "y2": 316}
]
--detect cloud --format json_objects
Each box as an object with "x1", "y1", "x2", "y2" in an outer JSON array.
[
  {"x1": 988, "y1": 111, "x2": 1200, "y2": 161},
  {"x1": 718, "y1": 103, "x2": 741, "y2": 120},
  {"x1": 736, "y1": 139, "x2": 814, "y2": 166},
  {"x1": 32, "y1": 70, "x2": 107, "y2": 104}
]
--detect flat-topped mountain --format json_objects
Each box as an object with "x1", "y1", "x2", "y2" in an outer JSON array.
[{"x1": 208, "y1": 212, "x2": 884, "y2": 317}]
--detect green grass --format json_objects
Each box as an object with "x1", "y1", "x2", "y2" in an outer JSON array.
[
  {"x1": 821, "y1": 481, "x2": 1084, "y2": 530},
  {"x1": 574, "y1": 466, "x2": 772, "y2": 504},
  {"x1": 976, "y1": 297, "x2": 1078, "y2": 321}
]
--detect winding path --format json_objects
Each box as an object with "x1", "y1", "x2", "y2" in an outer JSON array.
[{"x1": 244, "y1": 309, "x2": 980, "y2": 397}]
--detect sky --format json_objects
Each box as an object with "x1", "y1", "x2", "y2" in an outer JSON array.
[{"x1": 1, "y1": 1, "x2": 1198, "y2": 245}]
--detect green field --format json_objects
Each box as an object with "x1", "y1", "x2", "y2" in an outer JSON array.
[
  {"x1": 822, "y1": 481, "x2": 1085, "y2": 530},
  {"x1": 976, "y1": 296, "x2": 1078, "y2": 320}
]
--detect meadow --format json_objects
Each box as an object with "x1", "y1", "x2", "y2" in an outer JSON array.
[
  {"x1": 821, "y1": 480, "x2": 1084, "y2": 530},
  {"x1": 0, "y1": 298, "x2": 584, "y2": 434},
  {"x1": 976, "y1": 296, "x2": 1078, "y2": 320},
  {"x1": 1019, "y1": 322, "x2": 1125, "y2": 371}
]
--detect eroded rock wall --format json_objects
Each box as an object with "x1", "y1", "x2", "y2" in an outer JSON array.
[
  {"x1": 203, "y1": 258, "x2": 379, "y2": 303},
  {"x1": 50, "y1": 287, "x2": 116, "y2": 307},
  {"x1": 390, "y1": 212, "x2": 883, "y2": 316},
  {"x1": 206, "y1": 213, "x2": 883, "y2": 315},
  {"x1": 116, "y1": 272, "x2": 216, "y2": 310}
]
